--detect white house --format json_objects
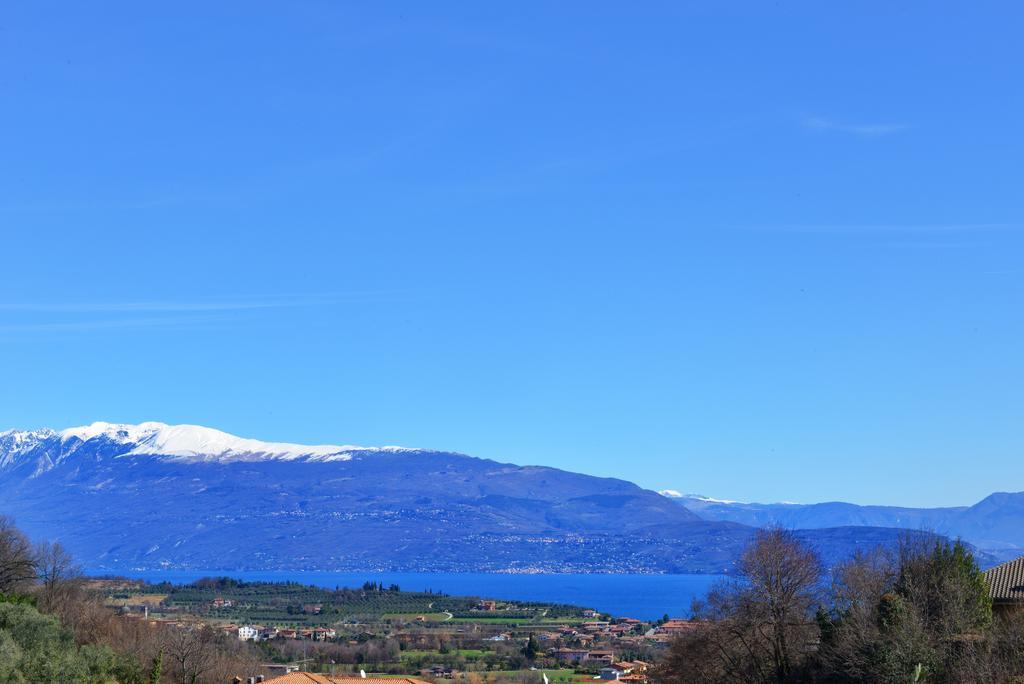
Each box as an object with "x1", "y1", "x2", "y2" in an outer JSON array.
[{"x1": 238, "y1": 625, "x2": 260, "y2": 641}]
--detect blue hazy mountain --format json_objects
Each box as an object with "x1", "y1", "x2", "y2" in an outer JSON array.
[
  {"x1": 662, "y1": 491, "x2": 1024, "y2": 563},
  {"x1": 0, "y1": 422, "x2": 955, "y2": 573}
]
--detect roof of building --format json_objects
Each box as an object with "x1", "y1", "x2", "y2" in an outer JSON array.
[
  {"x1": 983, "y1": 556, "x2": 1024, "y2": 602},
  {"x1": 265, "y1": 675, "x2": 432, "y2": 684}
]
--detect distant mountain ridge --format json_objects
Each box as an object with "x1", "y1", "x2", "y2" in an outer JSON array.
[
  {"x1": 662, "y1": 491, "x2": 1024, "y2": 563},
  {"x1": 0, "y1": 422, "x2": 962, "y2": 574}
]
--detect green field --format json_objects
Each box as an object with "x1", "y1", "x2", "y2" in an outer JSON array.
[
  {"x1": 400, "y1": 649, "x2": 486, "y2": 660},
  {"x1": 115, "y1": 578, "x2": 590, "y2": 627},
  {"x1": 481, "y1": 670, "x2": 583, "y2": 684},
  {"x1": 449, "y1": 617, "x2": 535, "y2": 625},
  {"x1": 382, "y1": 612, "x2": 451, "y2": 622}
]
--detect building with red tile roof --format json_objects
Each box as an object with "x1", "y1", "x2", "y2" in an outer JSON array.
[{"x1": 265, "y1": 674, "x2": 431, "y2": 684}]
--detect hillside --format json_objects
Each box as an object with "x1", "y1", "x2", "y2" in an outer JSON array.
[
  {"x1": 666, "y1": 492, "x2": 1024, "y2": 563},
  {"x1": 1, "y1": 422, "x2": 929, "y2": 573}
]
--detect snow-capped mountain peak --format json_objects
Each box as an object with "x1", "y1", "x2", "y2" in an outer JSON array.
[
  {"x1": 60, "y1": 421, "x2": 165, "y2": 445},
  {"x1": 658, "y1": 490, "x2": 743, "y2": 504},
  {"x1": 3, "y1": 421, "x2": 421, "y2": 467}
]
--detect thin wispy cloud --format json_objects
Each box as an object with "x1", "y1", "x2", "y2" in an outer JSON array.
[
  {"x1": 0, "y1": 291, "x2": 406, "y2": 314},
  {"x1": 0, "y1": 315, "x2": 227, "y2": 334},
  {"x1": 0, "y1": 301, "x2": 286, "y2": 313},
  {"x1": 802, "y1": 116, "x2": 909, "y2": 137},
  {"x1": 0, "y1": 291, "x2": 409, "y2": 336},
  {"x1": 747, "y1": 222, "x2": 1014, "y2": 234}
]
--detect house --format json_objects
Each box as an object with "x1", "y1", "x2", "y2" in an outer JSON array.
[
  {"x1": 423, "y1": 666, "x2": 455, "y2": 679},
  {"x1": 211, "y1": 597, "x2": 233, "y2": 608},
  {"x1": 261, "y1": 663, "x2": 301, "y2": 677},
  {"x1": 238, "y1": 625, "x2": 260, "y2": 641},
  {"x1": 587, "y1": 650, "x2": 616, "y2": 665},
  {"x1": 599, "y1": 668, "x2": 621, "y2": 680},
  {"x1": 550, "y1": 648, "x2": 590, "y2": 664},
  {"x1": 309, "y1": 627, "x2": 336, "y2": 641},
  {"x1": 609, "y1": 662, "x2": 635, "y2": 675},
  {"x1": 658, "y1": 620, "x2": 698, "y2": 635},
  {"x1": 983, "y1": 555, "x2": 1024, "y2": 615},
  {"x1": 614, "y1": 636, "x2": 644, "y2": 647},
  {"x1": 476, "y1": 600, "x2": 498, "y2": 611},
  {"x1": 264, "y1": 675, "x2": 432, "y2": 684},
  {"x1": 582, "y1": 609, "x2": 600, "y2": 618},
  {"x1": 302, "y1": 603, "x2": 323, "y2": 615}
]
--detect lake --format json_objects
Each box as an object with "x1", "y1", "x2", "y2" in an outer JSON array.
[{"x1": 94, "y1": 571, "x2": 726, "y2": 620}]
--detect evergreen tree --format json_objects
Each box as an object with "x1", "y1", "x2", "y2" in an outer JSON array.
[
  {"x1": 524, "y1": 634, "x2": 541, "y2": 660},
  {"x1": 149, "y1": 648, "x2": 164, "y2": 684}
]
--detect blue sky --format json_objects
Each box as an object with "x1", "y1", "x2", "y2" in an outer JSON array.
[{"x1": 1, "y1": 2, "x2": 1020, "y2": 507}]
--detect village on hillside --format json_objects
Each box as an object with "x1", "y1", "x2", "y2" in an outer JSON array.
[{"x1": 100, "y1": 577, "x2": 700, "y2": 682}]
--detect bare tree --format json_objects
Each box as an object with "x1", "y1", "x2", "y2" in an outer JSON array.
[
  {"x1": 815, "y1": 547, "x2": 899, "y2": 681},
  {"x1": 163, "y1": 625, "x2": 218, "y2": 684},
  {"x1": 659, "y1": 528, "x2": 822, "y2": 684},
  {"x1": 0, "y1": 516, "x2": 35, "y2": 595},
  {"x1": 742, "y1": 527, "x2": 823, "y2": 680},
  {"x1": 33, "y1": 539, "x2": 82, "y2": 614}
]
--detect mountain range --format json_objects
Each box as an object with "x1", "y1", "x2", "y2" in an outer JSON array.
[
  {"x1": 0, "y1": 422, "x2": 1008, "y2": 574},
  {"x1": 661, "y1": 491, "x2": 1024, "y2": 564}
]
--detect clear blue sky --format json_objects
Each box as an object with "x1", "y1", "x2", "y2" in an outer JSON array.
[{"x1": 1, "y1": 2, "x2": 1021, "y2": 507}]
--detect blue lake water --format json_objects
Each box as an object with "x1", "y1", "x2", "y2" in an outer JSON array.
[{"x1": 94, "y1": 571, "x2": 725, "y2": 621}]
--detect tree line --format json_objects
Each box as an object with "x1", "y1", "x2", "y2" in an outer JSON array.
[
  {"x1": 0, "y1": 515, "x2": 260, "y2": 683},
  {"x1": 657, "y1": 528, "x2": 1024, "y2": 683}
]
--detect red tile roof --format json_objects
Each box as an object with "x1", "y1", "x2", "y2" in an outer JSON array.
[{"x1": 266, "y1": 675, "x2": 432, "y2": 684}]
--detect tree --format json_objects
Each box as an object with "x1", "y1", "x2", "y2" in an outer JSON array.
[
  {"x1": 33, "y1": 539, "x2": 82, "y2": 615},
  {"x1": 815, "y1": 547, "x2": 909, "y2": 681},
  {"x1": 150, "y1": 648, "x2": 164, "y2": 684},
  {"x1": 659, "y1": 528, "x2": 822, "y2": 684},
  {"x1": 741, "y1": 527, "x2": 823, "y2": 680},
  {"x1": 163, "y1": 625, "x2": 218, "y2": 684},
  {"x1": 0, "y1": 517, "x2": 35, "y2": 596},
  {"x1": 815, "y1": 536, "x2": 1005, "y2": 683},
  {"x1": 0, "y1": 599, "x2": 120, "y2": 682},
  {"x1": 894, "y1": 538, "x2": 991, "y2": 639},
  {"x1": 523, "y1": 634, "x2": 540, "y2": 660}
]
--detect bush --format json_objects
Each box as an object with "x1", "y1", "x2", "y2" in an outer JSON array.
[{"x1": 0, "y1": 601, "x2": 120, "y2": 682}]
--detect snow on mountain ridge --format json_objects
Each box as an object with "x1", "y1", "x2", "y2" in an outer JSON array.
[
  {"x1": 3, "y1": 421, "x2": 422, "y2": 463},
  {"x1": 659, "y1": 490, "x2": 744, "y2": 504}
]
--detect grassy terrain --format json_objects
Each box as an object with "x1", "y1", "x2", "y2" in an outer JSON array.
[
  {"x1": 107, "y1": 593, "x2": 167, "y2": 606},
  {"x1": 102, "y1": 578, "x2": 592, "y2": 633},
  {"x1": 382, "y1": 612, "x2": 451, "y2": 622},
  {"x1": 449, "y1": 617, "x2": 535, "y2": 625},
  {"x1": 400, "y1": 649, "x2": 486, "y2": 660},
  {"x1": 481, "y1": 671, "x2": 586, "y2": 684}
]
